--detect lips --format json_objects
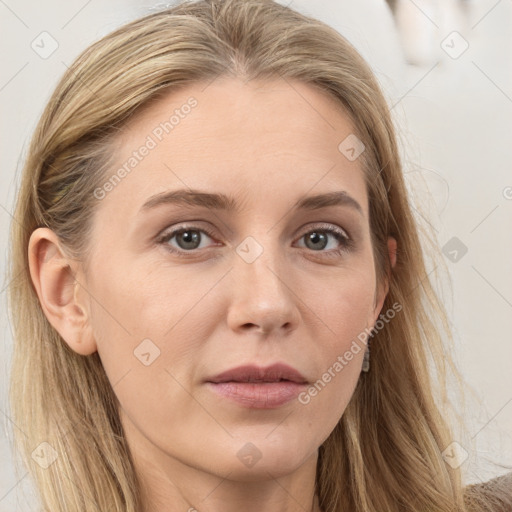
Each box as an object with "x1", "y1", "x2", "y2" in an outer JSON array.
[
  {"x1": 205, "y1": 363, "x2": 308, "y2": 385},
  {"x1": 205, "y1": 363, "x2": 309, "y2": 409}
]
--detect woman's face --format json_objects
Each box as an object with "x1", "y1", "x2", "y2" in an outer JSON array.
[{"x1": 39, "y1": 78, "x2": 392, "y2": 485}]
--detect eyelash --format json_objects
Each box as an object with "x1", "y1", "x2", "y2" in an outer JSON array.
[{"x1": 156, "y1": 223, "x2": 354, "y2": 259}]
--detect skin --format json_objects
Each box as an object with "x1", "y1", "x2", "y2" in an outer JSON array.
[{"x1": 29, "y1": 77, "x2": 397, "y2": 512}]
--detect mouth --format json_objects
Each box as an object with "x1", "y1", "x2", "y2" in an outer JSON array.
[{"x1": 204, "y1": 363, "x2": 309, "y2": 409}]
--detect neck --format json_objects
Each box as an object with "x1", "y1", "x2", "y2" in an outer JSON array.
[{"x1": 138, "y1": 455, "x2": 322, "y2": 512}]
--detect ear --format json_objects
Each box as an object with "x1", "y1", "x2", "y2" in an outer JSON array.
[
  {"x1": 28, "y1": 227, "x2": 97, "y2": 356},
  {"x1": 370, "y1": 236, "x2": 397, "y2": 327}
]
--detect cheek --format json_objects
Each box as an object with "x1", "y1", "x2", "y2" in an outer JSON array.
[
  {"x1": 88, "y1": 244, "x2": 377, "y2": 394},
  {"x1": 308, "y1": 261, "x2": 377, "y2": 347},
  {"x1": 83, "y1": 241, "x2": 378, "y2": 475},
  {"x1": 331, "y1": 280, "x2": 375, "y2": 342},
  {"x1": 88, "y1": 252, "x2": 202, "y2": 344},
  {"x1": 86, "y1": 253, "x2": 226, "y2": 399},
  {"x1": 86, "y1": 260, "x2": 208, "y2": 444},
  {"x1": 296, "y1": 263, "x2": 376, "y2": 415}
]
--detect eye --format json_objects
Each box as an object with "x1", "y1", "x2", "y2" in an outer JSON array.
[
  {"x1": 156, "y1": 223, "x2": 354, "y2": 258},
  {"x1": 156, "y1": 225, "x2": 218, "y2": 255},
  {"x1": 295, "y1": 225, "x2": 353, "y2": 256}
]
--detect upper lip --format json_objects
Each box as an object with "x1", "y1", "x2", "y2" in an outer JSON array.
[{"x1": 206, "y1": 363, "x2": 308, "y2": 384}]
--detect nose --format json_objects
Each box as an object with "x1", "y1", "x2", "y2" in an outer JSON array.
[{"x1": 226, "y1": 242, "x2": 300, "y2": 337}]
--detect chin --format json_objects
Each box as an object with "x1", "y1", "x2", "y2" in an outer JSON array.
[
  {"x1": 220, "y1": 455, "x2": 312, "y2": 483},
  {"x1": 211, "y1": 433, "x2": 316, "y2": 481}
]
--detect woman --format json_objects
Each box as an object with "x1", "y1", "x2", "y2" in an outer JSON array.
[{"x1": 7, "y1": 0, "x2": 510, "y2": 511}]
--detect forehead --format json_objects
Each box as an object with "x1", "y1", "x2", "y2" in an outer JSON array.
[{"x1": 100, "y1": 77, "x2": 368, "y2": 218}]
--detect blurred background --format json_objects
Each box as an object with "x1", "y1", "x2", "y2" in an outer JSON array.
[{"x1": 1, "y1": 0, "x2": 511, "y2": 510}]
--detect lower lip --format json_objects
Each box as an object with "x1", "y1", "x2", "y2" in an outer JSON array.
[{"x1": 205, "y1": 381, "x2": 306, "y2": 409}]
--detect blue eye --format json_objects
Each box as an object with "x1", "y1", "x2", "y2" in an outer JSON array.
[{"x1": 156, "y1": 223, "x2": 353, "y2": 258}]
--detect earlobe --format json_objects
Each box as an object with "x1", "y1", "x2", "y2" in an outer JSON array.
[{"x1": 28, "y1": 227, "x2": 97, "y2": 356}]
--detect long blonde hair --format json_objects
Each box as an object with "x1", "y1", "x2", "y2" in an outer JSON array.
[{"x1": 7, "y1": 0, "x2": 496, "y2": 510}]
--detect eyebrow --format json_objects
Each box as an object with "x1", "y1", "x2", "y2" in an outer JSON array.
[{"x1": 140, "y1": 189, "x2": 363, "y2": 216}]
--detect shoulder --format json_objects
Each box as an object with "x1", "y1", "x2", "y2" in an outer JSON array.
[{"x1": 463, "y1": 472, "x2": 512, "y2": 512}]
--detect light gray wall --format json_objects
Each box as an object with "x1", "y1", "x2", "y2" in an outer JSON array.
[{"x1": 1, "y1": 0, "x2": 511, "y2": 510}]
